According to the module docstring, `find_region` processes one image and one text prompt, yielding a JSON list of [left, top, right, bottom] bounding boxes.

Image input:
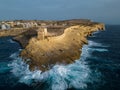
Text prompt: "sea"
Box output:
[[0, 25, 120, 90]]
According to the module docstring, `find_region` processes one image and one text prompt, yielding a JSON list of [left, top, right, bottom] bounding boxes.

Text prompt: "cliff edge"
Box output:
[[0, 19, 105, 71], [21, 23, 105, 71]]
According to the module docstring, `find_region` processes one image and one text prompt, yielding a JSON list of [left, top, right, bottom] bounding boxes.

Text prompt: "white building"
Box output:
[[1, 24, 7, 30], [6, 24, 11, 29], [0, 24, 11, 30]]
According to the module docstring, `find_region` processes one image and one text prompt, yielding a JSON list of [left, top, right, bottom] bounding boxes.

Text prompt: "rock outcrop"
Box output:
[[0, 27, 38, 48], [21, 23, 105, 71], [0, 19, 105, 71]]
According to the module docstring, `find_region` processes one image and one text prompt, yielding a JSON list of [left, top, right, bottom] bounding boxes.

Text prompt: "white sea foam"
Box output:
[[8, 40, 104, 90], [88, 41, 102, 46], [8, 39, 16, 43], [0, 62, 10, 74], [88, 40, 109, 47], [89, 31, 100, 38], [92, 31, 100, 35], [88, 40, 109, 52], [92, 48, 108, 52]]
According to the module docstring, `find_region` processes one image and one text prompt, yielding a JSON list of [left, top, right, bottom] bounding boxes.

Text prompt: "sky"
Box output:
[[0, 0, 120, 24]]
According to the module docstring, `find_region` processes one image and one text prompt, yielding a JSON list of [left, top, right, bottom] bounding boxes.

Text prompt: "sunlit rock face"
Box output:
[[0, 19, 105, 71], [20, 23, 105, 71]]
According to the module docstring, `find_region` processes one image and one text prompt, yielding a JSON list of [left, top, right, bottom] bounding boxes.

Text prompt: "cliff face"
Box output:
[[21, 23, 105, 71], [0, 27, 38, 48]]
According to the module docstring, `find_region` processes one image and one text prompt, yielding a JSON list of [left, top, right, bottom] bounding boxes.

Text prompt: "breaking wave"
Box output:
[[8, 40, 105, 90]]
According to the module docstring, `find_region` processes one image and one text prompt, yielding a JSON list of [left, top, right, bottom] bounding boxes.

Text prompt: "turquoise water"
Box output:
[[0, 25, 120, 90]]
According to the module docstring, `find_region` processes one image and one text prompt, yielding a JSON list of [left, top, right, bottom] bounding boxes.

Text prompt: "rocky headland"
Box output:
[[0, 19, 105, 71]]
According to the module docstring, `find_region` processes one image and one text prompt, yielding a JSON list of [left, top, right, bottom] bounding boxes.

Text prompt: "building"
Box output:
[[0, 23, 11, 30], [37, 27, 48, 40], [1, 24, 7, 30]]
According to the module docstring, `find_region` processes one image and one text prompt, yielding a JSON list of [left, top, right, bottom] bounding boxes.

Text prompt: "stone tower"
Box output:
[[37, 27, 47, 40]]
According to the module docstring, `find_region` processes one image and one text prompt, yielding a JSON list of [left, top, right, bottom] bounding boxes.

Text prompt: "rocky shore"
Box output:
[[0, 19, 105, 71]]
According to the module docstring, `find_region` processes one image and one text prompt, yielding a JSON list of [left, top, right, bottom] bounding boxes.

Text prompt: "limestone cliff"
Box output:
[[21, 23, 105, 71], [0, 27, 38, 48], [0, 19, 105, 71]]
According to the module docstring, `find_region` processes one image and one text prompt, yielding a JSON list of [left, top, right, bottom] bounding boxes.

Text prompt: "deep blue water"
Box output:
[[0, 25, 120, 90]]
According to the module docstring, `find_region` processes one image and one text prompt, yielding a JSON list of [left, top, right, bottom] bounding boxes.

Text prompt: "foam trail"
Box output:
[[89, 31, 100, 37], [8, 39, 16, 43], [92, 48, 108, 52], [88, 40, 109, 47], [92, 30, 100, 35], [88, 41, 102, 46], [8, 40, 103, 90], [0, 62, 10, 74], [88, 40, 109, 52]]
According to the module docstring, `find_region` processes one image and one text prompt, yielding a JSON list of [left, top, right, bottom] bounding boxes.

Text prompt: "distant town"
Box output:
[[0, 19, 93, 30], [0, 20, 41, 30]]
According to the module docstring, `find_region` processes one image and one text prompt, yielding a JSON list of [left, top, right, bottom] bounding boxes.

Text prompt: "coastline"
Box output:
[[0, 19, 105, 71]]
